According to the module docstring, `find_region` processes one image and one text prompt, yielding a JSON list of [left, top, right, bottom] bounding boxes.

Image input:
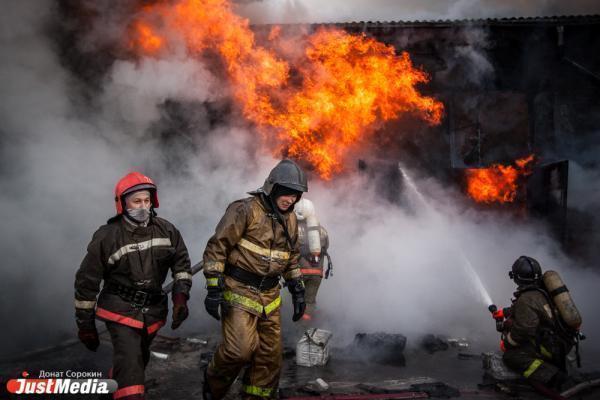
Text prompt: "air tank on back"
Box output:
[[543, 270, 582, 330]]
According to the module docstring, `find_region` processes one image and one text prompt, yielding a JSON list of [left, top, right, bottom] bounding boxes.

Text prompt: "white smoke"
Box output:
[[0, 0, 271, 356], [1, 1, 599, 366], [301, 169, 600, 350]]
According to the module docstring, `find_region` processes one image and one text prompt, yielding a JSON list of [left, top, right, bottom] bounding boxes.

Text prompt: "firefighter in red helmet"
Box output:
[[74, 172, 192, 400]]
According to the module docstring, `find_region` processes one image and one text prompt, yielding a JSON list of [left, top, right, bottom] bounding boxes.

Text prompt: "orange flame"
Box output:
[[465, 155, 535, 204], [128, 0, 444, 179], [130, 21, 164, 54]]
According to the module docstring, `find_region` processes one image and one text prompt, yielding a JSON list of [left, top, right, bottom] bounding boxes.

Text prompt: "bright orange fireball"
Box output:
[[128, 0, 444, 179], [466, 155, 535, 204]]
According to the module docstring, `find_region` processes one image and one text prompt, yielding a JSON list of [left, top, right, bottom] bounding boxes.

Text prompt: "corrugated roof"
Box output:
[[257, 15, 600, 28]]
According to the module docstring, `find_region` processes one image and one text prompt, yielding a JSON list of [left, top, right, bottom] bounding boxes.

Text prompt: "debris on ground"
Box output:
[[421, 334, 449, 354], [352, 333, 407, 365]]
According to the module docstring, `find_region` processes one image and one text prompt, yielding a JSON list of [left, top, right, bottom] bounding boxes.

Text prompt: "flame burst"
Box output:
[[465, 155, 535, 204], [129, 0, 444, 179]]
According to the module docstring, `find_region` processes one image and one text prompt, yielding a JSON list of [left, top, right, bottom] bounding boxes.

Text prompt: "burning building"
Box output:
[[54, 2, 600, 259], [258, 15, 598, 255]]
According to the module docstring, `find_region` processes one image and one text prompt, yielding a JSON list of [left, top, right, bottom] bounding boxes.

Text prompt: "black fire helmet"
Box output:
[[509, 255, 542, 285]]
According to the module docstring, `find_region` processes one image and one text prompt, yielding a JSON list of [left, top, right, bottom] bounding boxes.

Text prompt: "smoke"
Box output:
[[236, 0, 600, 24], [302, 169, 600, 350], [0, 0, 272, 356], [1, 0, 599, 367]]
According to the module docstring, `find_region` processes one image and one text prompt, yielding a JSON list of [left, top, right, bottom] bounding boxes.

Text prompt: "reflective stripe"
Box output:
[[264, 296, 282, 315], [206, 278, 220, 287], [523, 359, 544, 378], [96, 307, 144, 329], [300, 268, 323, 276], [506, 332, 519, 346], [147, 320, 165, 335], [75, 299, 96, 309], [174, 272, 192, 280], [242, 385, 274, 398], [540, 345, 553, 359], [238, 238, 290, 261], [204, 260, 225, 274], [107, 238, 171, 265], [113, 384, 144, 399], [223, 291, 281, 315]]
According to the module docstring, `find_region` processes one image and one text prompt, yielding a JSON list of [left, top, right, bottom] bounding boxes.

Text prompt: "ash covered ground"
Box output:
[[2, 316, 600, 399]]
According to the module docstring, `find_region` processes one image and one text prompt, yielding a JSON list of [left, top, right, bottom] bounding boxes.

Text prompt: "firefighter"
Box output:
[[294, 198, 331, 321], [74, 172, 192, 400], [202, 159, 307, 400], [501, 256, 575, 399]]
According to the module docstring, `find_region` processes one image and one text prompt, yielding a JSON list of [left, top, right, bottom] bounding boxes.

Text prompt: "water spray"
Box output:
[[398, 164, 494, 307]]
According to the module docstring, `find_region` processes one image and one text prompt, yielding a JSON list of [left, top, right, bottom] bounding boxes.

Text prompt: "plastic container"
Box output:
[[296, 328, 333, 367]]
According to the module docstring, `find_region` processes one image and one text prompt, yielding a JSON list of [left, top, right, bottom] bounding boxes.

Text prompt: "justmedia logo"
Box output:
[[6, 371, 118, 395]]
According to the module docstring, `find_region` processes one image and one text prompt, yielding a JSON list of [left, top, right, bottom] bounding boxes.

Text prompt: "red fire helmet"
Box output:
[[114, 172, 159, 214]]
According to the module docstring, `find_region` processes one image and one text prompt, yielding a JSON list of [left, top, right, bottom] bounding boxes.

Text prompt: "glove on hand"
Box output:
[[205, 275, 227, 321], [171, 292, 189, 329], [287, 278, 306, 322], [78, 327, 100, 352]]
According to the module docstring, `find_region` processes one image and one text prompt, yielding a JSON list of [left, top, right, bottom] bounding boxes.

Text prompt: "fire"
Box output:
[[130, 21, 164, 55], [128, 0, 444, 179], [465, 155, 535, 204]]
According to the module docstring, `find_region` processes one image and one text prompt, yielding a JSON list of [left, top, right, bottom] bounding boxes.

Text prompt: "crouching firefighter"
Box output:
[[496, 256, 584, 399], [74, 172, 192, 400], [294, 198, 332, 321], [202, 159, 307, 400]]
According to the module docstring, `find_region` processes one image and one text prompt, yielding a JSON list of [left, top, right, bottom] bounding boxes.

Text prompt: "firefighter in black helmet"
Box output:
[[202, 159, 307, 400], [501, 256, 573, 399]]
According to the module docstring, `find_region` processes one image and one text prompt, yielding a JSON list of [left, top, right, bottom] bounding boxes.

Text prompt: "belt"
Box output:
[[225, 264, 280, 291], [103, 282, 165, 307]]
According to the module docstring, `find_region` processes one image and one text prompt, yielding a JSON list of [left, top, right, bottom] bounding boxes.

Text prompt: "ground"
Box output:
[[2, 326, 599, 400]]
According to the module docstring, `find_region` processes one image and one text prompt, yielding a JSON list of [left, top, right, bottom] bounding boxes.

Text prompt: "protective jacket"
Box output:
[[503, 286, 573, 382], [203, 194, 301, 318], [75, 216, 192, 334]]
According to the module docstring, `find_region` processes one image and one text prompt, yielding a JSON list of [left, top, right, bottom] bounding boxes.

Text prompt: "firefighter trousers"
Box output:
[[206, 306, 282, 400], [303, 276, 322, 317], [503, 342, 562, 384], [106, 321, 156, 399]]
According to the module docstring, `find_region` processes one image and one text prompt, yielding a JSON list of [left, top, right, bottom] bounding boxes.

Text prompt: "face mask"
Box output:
[[126, 207, 151, 223]]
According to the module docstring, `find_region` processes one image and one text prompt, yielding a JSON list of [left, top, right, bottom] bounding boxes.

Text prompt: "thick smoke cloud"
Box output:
[[1, 0, 599, 365], [236, 0, 600, 24], [0, 0, 273, 356], [305, 170, 600, 349]]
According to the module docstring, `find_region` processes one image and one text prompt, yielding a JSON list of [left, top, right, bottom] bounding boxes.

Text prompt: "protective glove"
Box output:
[[205, 275, 226, 321], [171, 292, 189, 329], [76, 308, 99, 352], [287, 278, 306, 322], [78, 327, 100, 352]]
